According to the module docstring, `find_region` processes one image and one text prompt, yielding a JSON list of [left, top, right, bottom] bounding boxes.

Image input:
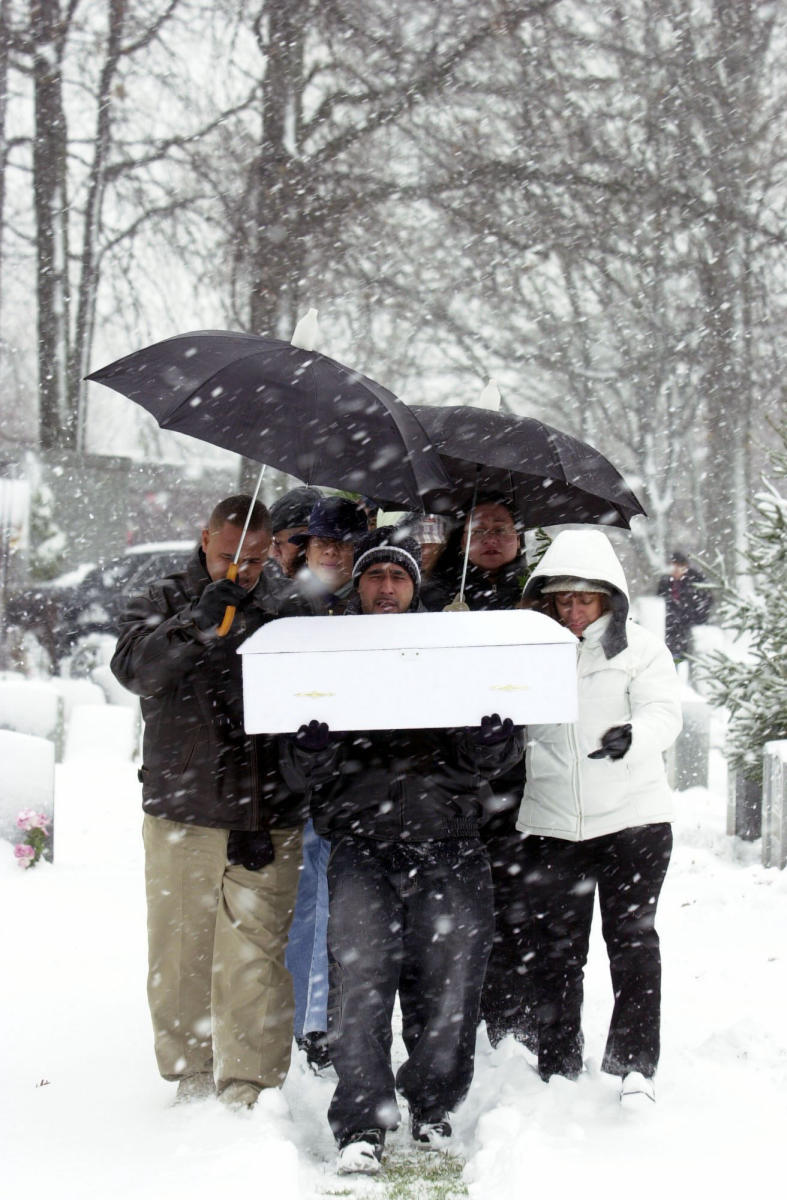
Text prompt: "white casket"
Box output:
[[239, 609, 577, 733]]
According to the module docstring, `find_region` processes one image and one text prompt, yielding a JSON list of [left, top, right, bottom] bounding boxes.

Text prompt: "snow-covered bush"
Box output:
[[694, 421, 787, 783]]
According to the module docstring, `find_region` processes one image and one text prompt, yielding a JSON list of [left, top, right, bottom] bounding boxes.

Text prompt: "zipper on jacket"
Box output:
[[397, 777, 407, 835], [567, 720, 583, 839], [249, 734, 261, 831]]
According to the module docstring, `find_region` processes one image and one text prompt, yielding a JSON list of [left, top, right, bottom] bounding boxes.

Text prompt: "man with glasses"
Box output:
[[430, 495, 536, 1051], [459, 497, 525, 607]]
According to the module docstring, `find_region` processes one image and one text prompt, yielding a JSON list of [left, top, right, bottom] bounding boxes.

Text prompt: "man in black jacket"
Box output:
[[425, 497, 535, 1050], [111, 495, 305, 1110], [657, 549, 713, 661], [289, 528, 523, 1175]]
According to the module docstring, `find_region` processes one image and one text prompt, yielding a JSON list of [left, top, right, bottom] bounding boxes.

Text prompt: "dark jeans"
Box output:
[[521, 822, 673, 1081], [326, 835, 494, 1144], [479, 827, 538, 1050]]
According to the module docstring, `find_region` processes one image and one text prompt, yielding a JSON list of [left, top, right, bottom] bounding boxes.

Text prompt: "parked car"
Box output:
[[5, 541, 195, 674]]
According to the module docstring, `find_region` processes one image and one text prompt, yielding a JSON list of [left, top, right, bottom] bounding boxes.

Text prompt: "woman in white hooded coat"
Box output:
[[517, 530, 681, 1101]]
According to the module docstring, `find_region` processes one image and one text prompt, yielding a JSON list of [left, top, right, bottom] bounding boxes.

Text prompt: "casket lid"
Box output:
[[239, 608, 575, 656]]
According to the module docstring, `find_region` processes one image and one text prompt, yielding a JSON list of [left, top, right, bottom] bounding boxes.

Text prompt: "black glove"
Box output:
[[294, 720, 331, 752], [227, 829, 275, 871], [474, 713, 515, 746], [193, 577, 252, 630], [588, 723, 632, 761]]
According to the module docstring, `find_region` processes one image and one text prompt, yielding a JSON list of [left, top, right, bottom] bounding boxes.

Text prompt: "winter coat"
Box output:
[[111, 547, 306, 830], [657, 567, 712, 658], [286, 723, 524, 843], [517, 530, 682, 843], [423, 552, 529, 613], [420, 547, 530, 836]]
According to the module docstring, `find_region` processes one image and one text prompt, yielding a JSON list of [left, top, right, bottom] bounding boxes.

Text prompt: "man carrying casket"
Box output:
[[283, 527, 523, 1175]]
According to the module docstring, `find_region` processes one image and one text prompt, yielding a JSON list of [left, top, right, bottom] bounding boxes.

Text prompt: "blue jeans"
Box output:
[[285, 819, 330, 1038]]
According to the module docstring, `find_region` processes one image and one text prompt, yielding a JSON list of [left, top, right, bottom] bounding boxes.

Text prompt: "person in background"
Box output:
[[280, 495, 368, 617], [656, 549, 713, 662], [263, 486, 323, 595], [279, 493, 370, 1072], [425, 496, 536, 1049], [285, 527, 523, 1175], [394, 513, 449, 610], [110, 495, 305, 1111], [518, 529, 682, 1103]]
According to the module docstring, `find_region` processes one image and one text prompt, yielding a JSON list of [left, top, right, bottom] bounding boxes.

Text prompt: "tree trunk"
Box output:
[[71, 0, 127, 453], [238, 0, 309, 491], [31, 0, 73, 450]]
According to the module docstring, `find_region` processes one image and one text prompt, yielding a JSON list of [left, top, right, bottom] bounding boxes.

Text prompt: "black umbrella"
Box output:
[[411, 405, 646, 529], [86, 330, 450, 510]]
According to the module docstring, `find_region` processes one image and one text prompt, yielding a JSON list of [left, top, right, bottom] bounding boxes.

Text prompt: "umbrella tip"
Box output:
[[476, 377, 501, 411], [291, 308, 321, 351]]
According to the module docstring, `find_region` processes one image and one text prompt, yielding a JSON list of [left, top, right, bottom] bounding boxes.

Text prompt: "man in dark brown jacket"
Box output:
[[111, 495, 304, 1110]]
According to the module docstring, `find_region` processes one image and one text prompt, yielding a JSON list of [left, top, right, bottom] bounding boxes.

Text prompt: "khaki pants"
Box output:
[[142, 815, 302, 1090]]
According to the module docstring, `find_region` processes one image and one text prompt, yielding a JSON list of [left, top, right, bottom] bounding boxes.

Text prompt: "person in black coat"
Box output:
[[656, 549, 713, 661], [111, 495, 306, 1111], [424, 497, 536, 1050], [285, 528, 523, 1175]]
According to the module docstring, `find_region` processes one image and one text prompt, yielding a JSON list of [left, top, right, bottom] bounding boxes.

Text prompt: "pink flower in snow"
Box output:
[[14, 844, 36, 868], [16, 809, 49, 833]]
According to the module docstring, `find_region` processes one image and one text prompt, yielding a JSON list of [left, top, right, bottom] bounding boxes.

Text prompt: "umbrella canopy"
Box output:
[[86, 330, 450, 510], [411, 406, 646, 529]]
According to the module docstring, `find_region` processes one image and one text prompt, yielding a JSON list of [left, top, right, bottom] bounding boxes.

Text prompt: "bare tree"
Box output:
[[399, 0, 786, 575]]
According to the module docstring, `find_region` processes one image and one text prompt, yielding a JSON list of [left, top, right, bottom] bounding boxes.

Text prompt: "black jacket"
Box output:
[[285, 723, 523, 843], [420, 550, 529, 836], [657, 567, 713, 658], [111, 548, 306, 830], [423, 553, 529, 613]]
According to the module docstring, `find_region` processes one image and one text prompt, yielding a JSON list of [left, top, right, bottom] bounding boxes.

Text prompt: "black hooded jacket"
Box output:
[[111, 547, 306, 830]]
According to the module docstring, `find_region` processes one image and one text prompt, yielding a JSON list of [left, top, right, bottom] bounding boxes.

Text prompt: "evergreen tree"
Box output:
[[696, 421, 787, 782], [28, 484, 67, 581]]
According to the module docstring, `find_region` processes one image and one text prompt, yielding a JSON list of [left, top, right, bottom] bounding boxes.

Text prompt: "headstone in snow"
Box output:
[[50, 678, 106, 720], [667, 686, 710, 791], [727, 771, 761, 841], [91, 664, 140, 711], [0, 679, 65, 760], [762, 741, 787, 870], [64, 704, 138, 762], [0, 729, 55, 852]]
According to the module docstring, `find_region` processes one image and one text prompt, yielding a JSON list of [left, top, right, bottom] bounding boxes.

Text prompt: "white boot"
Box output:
[[336, 1129, 384, 1175], [620, 1071, 656, 1105]]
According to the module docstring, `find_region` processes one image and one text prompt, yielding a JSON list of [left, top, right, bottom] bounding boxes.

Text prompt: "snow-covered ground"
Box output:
[[3, 735, 786, 1199]]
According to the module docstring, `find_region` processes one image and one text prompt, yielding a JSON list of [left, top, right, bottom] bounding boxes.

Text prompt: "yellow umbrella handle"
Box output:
[[216, 562, 239, 637]]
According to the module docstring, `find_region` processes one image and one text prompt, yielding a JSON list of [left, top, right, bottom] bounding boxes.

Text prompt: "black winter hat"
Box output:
[[269, 486, 323, 533], [289, 495, 369, 545], [352, 527, 422, 593]]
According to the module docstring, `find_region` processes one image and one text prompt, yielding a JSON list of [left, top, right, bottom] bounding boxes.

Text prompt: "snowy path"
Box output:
[[3, 753, 786, 1199]]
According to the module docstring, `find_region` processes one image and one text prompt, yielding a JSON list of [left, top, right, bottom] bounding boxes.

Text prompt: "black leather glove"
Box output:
[[193, 577, 252, 630], [474, 713, 515, 746], [294, 720, 331, 752], [588, 723, 632, 761], [227, 829, 275, 871]]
